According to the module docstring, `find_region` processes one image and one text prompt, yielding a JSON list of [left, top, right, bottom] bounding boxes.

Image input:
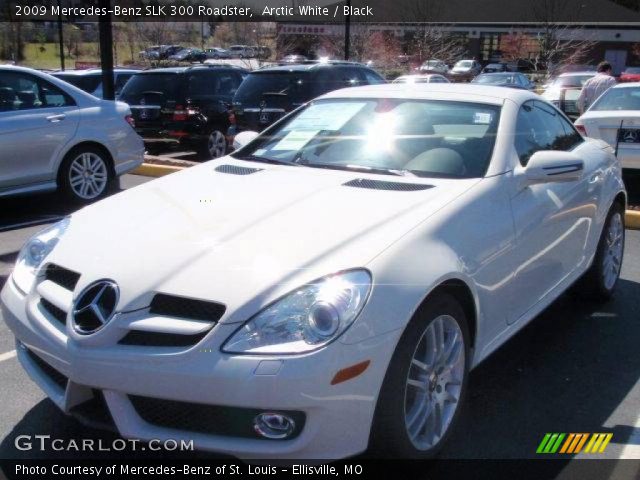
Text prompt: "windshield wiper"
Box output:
[[232, 154, 300, 167], [262, 91, 288, 97], [303, 163, 413, 177]]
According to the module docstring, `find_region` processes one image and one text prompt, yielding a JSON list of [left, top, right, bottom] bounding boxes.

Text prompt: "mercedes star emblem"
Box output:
[[71, 280, 119, 335]]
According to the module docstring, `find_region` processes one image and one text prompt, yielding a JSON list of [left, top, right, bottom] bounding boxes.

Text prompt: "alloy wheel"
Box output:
[[602, 212, 624, 290], [68, 152, 108, 200], [404, 314, 465, 451], [208, 131, 226, 158]]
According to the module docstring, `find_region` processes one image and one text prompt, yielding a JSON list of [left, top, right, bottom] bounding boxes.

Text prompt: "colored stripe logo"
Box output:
[[537, 433, 613, 454]]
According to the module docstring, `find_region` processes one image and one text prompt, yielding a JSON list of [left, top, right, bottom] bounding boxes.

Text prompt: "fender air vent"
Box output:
[[215, 164, 262, 175], [343, 178, 433, 191]]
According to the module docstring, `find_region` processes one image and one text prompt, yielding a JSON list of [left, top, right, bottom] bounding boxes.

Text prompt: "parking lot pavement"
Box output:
[[0, 175, 639, 463]]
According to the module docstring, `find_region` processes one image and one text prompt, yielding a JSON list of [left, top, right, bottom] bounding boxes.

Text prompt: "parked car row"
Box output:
[[139, 45, 272, 62], [417, 58, 537, 81], [2, 56, 639, 206]]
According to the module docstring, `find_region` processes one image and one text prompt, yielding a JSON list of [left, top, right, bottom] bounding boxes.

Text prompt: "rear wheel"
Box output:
[[198, 130, 227, 160], [59, 146, 113, 203], [579, 203, 625, 301], [370, 293, 469, 458]]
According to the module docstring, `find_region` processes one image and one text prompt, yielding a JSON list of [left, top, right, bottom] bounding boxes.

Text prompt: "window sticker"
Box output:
[[283, 102, 367, 131], [474, 112, 493, 124], [271, 130, 320, 151]]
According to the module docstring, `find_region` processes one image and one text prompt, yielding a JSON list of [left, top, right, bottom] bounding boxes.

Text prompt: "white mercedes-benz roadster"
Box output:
[[1, 84, 626, 459]]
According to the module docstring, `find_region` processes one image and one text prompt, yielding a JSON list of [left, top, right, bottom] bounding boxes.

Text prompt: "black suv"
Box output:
[[119, 65, 248, 158], [230, 61, 385, 135]]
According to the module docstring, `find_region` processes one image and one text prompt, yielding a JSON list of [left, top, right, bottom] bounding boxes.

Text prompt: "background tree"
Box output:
[[531, 0, 596, 74]]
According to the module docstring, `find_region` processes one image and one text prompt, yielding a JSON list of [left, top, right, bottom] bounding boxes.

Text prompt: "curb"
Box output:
[[627, 210, 640, 230], [129, 161, 640, 230], [131, 163, 185, 177]]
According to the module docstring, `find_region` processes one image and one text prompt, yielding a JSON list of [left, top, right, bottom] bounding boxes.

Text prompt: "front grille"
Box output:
[[70, 390, 116, 432], [26, 349, 68, 390], [129, 395, 305, 440], [40, 298, 67, 325], [118, 330, 209, 347], [44, 264, 80, 291], [149, 294, 226, 322], [343, 178, 433, 191], [215, 164, 262, 175]]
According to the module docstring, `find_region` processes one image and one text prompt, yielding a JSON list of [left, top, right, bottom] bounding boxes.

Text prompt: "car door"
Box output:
[[507, 100, 595, 323], [0, 71, 80, 191]]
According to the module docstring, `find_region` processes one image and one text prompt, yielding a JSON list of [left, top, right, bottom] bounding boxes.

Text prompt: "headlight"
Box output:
[[12, 218, 70, 294], [222, 269, 371, 355]]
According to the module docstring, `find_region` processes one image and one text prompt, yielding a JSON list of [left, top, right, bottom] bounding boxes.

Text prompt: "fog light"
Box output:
[[253, 412, 296, 439]]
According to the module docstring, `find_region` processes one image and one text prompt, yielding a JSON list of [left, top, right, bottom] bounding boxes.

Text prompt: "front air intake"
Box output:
[[343, 179, 433, 191], [215, 164, 262, 175], [149, 293, 226, 322]]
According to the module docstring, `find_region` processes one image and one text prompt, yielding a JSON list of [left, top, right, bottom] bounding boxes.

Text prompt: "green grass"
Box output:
[[15, 43, 139, 70]]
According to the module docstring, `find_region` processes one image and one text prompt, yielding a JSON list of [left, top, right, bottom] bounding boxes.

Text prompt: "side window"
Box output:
[[515, 100, 583, 165], [0, 72, 74, 111], [340, 67, 365, 87], [0, 71, 41, 111], [313, 70, 343, 95], [115, 74, 133, 95], [362, 69, 385, 85], [40, 79, 75, 107]]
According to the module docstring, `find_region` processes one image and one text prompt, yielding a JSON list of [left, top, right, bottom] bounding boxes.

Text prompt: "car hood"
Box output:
[[49, 159, 479, 323]]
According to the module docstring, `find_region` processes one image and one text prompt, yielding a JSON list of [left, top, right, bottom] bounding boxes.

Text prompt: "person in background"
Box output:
[[577, 61, 617, 113]]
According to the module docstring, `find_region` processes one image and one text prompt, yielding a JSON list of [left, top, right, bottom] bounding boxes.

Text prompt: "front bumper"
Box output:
[[1, 277, 399, 459]]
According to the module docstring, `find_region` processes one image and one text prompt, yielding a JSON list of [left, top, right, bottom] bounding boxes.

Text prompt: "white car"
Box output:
[[393, 74, 449, 84], [575, 82, 640, 170], [0, 66, 144, 202], [417, 60, 449, 75], [1, 84, 626, 459]]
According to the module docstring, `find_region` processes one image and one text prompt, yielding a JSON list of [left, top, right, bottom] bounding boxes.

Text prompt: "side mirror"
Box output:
[[519, 150, 584, 185], [233, 130, 259, 150]]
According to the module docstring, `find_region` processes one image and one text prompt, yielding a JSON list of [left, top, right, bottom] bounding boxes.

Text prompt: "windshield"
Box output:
[[423, 61, 440, 66], [590, 87, 640, 111], [118, 73, 180, 106], [624, 67, 640, 74], [455, 61, 472, 68], [233, 72, 311, 106], [473, 74, 515, 85], [233, 98, 501, 178]]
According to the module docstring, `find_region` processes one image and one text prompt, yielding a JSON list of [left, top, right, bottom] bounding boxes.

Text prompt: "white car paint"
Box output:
[[575, 82, 640, 169], [0, 84, 626, 459], [0, 65, 144, 197]]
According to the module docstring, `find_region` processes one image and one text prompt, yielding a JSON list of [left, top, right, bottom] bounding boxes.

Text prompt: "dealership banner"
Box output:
[[3, 459, 640, 480], [2, 0, 640, 23]]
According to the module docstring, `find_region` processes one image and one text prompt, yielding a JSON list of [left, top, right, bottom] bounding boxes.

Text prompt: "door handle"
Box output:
[[46, 114, 65, 123]]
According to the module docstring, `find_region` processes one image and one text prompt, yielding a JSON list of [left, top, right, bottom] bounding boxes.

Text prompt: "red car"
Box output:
[[620, 67, 640, 82]]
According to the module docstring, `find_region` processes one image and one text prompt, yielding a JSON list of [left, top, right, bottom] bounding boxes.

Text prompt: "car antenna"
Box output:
[[614, 119, 624, 158]]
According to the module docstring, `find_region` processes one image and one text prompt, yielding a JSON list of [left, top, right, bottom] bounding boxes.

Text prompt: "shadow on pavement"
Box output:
[[442, 277, 640, 462]]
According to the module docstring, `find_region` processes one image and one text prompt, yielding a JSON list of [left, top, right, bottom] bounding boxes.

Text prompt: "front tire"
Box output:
[[370, 293, 470, 458], [580, 203, 625, 301], [59, 146, 113, 204]]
